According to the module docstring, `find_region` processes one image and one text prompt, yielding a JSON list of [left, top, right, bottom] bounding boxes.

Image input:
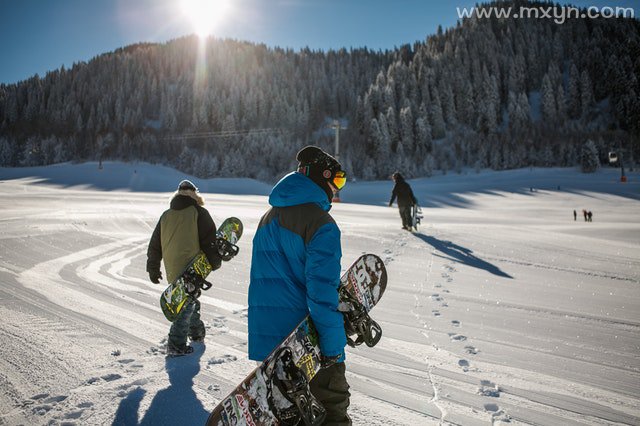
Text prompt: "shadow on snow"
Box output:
[[112, 344, 209, 426], [412, 233, 513, 279]]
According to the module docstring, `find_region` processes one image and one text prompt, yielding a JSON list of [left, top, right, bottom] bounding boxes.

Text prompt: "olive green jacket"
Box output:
[[146, 194, 221, 283]]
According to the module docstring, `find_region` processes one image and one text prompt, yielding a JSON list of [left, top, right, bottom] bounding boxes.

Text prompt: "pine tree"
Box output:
[[414, 116, 432, 159], [369, 117, 391, 175], [556, 83, 567, 124], [423, 153, 435, 177], [0, 137, 13, 166], [440, 81, 456, 127], [378, 113, 392, 152], [457, 79, 475, 126], [517, 93, 531, 129], [580, 139, 600, 173], [580, 70, 594, 118], [399, 105, 414, 153], [429, 87, 446, 139], [547, 61, 562, 90], [476, 67, 498, 134], [385, 107, 399, 147], [567, 63, 581, 119], [508, 54, 526, 94], [541, 74, 557, 124], [508, 91, 530, 133]]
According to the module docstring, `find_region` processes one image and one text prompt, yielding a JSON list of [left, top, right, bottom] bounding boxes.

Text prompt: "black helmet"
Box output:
[[296, 146, 345, 201]]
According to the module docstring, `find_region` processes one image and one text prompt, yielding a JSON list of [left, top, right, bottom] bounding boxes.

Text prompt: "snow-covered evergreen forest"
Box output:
[[0, 1, 638, 180]]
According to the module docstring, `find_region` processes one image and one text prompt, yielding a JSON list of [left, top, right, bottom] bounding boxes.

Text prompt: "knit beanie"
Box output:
[[178, 179, 198, 192], [296, 146, 342, 201], [175, 179, 204, 206]]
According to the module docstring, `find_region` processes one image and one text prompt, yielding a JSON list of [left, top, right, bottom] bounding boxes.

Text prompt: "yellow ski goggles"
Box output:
[[332, 171, 347, 190]]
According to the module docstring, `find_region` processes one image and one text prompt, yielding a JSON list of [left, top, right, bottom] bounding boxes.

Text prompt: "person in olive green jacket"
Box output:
[[146, 179, 222, 356]]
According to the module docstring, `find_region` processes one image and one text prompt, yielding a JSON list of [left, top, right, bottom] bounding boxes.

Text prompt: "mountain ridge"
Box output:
[[1, 0, 637, 180]]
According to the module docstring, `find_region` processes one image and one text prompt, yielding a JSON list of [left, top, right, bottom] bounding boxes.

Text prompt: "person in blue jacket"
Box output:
[[249, 145, 350, 425]]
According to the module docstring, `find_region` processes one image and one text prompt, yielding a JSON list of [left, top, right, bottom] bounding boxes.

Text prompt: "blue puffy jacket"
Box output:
[[248, 172, 346, 362]]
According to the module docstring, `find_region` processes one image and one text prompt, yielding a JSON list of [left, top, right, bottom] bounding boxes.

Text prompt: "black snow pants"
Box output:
[[399, 205, 412, 229], [309, 362, 351, 425]]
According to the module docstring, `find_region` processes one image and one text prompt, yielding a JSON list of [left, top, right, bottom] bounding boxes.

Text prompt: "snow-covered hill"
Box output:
[[0, 161, 274, 195], [0, 163, 638, 425]]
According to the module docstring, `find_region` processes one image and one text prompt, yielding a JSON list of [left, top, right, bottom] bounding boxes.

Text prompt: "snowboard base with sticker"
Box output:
[[206, 253, 387, 426]]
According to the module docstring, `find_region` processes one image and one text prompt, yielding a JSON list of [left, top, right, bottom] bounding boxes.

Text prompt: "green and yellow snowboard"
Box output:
[[160, 217, 243, 322]]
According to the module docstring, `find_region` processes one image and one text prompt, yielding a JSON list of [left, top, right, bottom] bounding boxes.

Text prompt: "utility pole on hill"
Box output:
[[330, 120, 342, 162], [330, 120, 346, 202]]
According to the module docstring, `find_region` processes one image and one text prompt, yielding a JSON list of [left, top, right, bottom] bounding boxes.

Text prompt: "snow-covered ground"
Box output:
[[0, 162, 638, 426]]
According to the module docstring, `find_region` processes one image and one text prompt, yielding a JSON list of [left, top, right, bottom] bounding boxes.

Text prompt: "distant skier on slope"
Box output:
[[388, 171, 418, 230], [146, 180, 222, 356]]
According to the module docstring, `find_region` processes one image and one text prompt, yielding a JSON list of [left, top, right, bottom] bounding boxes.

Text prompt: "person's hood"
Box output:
[[269, 172, 331, 211], [170, 193, 199, 210]]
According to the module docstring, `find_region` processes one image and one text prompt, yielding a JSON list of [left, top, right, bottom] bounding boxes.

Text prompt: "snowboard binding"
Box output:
[[339, 289, 382, 348], [215, 237, 239, 262], [264, 347, 326, 426], [182, 269, 212, 297]]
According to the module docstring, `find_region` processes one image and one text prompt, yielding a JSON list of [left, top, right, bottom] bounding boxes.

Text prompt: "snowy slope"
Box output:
[[0, 161, 274, 195], [0, 163, 639, 425]]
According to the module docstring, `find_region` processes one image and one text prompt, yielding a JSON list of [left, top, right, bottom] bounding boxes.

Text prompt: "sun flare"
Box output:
[[180, 0, 230, 38]]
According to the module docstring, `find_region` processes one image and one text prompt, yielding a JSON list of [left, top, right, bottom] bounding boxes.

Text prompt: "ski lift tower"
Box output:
[[609, 145, 627, 183], [330, 120, 346, 201]]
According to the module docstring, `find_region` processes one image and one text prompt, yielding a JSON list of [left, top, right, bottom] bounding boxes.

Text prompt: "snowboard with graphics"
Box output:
[[206, 253, 387, 426], [160, 217, 243, 322], [411, 204, 423, 231]]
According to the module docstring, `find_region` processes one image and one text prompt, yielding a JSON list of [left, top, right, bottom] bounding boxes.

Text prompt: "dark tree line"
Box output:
[[0, 38, 393, 180], [348, 1, 639, 178], [1, 1, 638, 181]]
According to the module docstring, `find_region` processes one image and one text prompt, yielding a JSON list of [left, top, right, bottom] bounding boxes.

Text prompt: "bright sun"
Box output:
[[180, 0, 230, 37]]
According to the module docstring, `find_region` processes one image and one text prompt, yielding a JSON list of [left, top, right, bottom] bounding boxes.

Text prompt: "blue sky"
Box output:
[[1, 0, 638, 84]]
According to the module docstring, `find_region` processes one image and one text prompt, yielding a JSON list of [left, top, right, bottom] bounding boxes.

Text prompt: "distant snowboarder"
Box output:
[[583, 209, 588, 222], [389, 172, 418, 230], [146, 180, 223, 356], [587, 211, 593, 222], [573, 210, 577, 221]]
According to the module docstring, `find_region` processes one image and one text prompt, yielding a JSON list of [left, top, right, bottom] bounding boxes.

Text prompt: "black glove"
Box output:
[[149, 270, 162, 284], [320, 354, 341, 369]]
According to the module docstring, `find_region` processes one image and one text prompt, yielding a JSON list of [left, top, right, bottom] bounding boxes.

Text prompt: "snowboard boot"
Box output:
[[166, 343, 194, 357], [189, 322, 206, 343], [190, 334, 205, 343]]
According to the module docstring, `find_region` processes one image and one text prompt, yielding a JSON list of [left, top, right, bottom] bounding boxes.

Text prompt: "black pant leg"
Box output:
[[399, 205, 412, 228], [309, 363, 351, 426]]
